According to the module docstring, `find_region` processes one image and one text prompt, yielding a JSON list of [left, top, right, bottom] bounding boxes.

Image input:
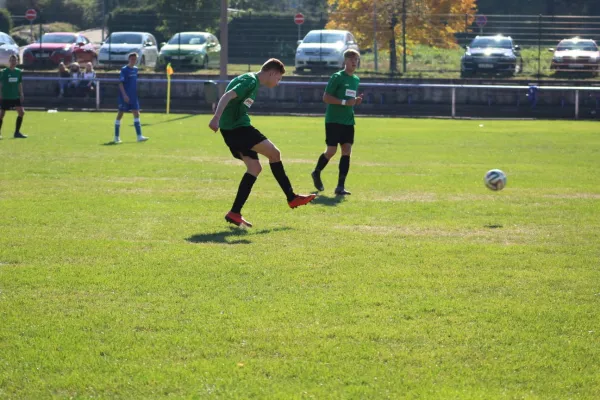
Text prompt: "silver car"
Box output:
[[98, 32, 159, 67], [295, 30, 359, 72], [0, 32, 20, 66]]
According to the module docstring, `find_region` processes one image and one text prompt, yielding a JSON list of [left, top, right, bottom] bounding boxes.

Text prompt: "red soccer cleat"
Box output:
[[288, 193, 316, 209], [225, 211, 253, 228]]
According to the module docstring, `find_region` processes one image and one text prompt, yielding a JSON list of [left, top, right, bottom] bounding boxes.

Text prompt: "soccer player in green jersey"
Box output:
[[208, 58, 316, 228], [0, 55, 27, 139], [311, 49, 362, 195]]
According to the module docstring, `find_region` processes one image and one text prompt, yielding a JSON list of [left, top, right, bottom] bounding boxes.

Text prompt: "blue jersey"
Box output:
[[119, 65, 138, 101], [118, 65, 140, 111]]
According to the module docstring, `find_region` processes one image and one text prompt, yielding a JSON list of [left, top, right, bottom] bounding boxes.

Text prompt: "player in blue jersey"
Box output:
[[114, 52, 148, 143]]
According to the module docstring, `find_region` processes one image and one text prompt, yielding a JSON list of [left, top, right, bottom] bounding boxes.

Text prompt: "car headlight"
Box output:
[[590, 56, 598, 62], [553, 56, 563, 62], [99, 48, 108, 54], [296, 49, 303, 56]]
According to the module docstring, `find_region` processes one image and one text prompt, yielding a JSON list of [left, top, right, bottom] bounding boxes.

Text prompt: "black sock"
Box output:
[[270, 161, 295, 202], [338, 155, 350, 188], [15, 116, 23, 134], [231, 173, 257, 214], [0, 119, 3, 133], [315, 153, 330, 172]]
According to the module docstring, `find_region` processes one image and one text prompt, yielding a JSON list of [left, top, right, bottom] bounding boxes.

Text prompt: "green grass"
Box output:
[[1, 113, 599, 398]]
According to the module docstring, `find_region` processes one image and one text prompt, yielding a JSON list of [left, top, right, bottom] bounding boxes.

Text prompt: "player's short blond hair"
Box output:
[[261, 58, 286, 74], [344, 49, 360, 59], [128, 52, 138, 59]]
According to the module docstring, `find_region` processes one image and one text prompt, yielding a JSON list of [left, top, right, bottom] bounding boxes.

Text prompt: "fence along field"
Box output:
[[8, 10, 600, 79]]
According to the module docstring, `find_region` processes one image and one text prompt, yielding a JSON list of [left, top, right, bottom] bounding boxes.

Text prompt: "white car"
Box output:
[[295, 30, 359, 72], [0, 32, 20, 66], [98, 32, 159, 67]]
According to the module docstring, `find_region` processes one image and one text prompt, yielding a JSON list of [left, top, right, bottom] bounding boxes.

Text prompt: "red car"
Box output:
[[23, 32, 97, 68]]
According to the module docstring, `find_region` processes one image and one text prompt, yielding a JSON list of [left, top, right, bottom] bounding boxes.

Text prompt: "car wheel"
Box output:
[[202, 55, 208, 69], [139, 56, 146, 67], [295, 67, 305, 74], [92, 57, 98, 67]]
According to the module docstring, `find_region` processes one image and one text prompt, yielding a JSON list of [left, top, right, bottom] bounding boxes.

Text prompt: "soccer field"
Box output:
[[1, 112, 599, 398]]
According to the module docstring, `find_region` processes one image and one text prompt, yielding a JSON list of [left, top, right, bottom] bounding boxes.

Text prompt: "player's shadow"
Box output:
[[484, 224, 503, 229], [186, 226, 292, 245], [311, 193, 347, 207]]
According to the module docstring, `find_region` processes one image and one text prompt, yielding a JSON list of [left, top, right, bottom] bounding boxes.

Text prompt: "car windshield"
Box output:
[[470, 38, 513, 49], [303, 32, 345, 44], [107, 33, 143, 45], [39, 34, 75, 44], [557, 41, 598, 51], [168, 33, 207, 45]]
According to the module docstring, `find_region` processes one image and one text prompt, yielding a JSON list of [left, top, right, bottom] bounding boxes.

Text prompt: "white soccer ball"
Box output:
[[484, 169, 507, 191]]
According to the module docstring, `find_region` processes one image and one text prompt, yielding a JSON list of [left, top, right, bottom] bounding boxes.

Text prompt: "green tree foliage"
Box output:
[[0, 8, 14, 33]]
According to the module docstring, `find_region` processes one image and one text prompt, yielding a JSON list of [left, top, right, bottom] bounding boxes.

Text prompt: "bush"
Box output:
[[0, 8, 13, 33]]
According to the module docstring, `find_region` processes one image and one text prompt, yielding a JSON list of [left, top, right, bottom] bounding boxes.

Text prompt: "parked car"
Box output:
[[295, 30, 359, 72], [157, 32, 220, 69], [549, 38, 600, 74], [460, 35, 522, 77], [22, 32, 97, 68], [0, 32, 20, 66], [98, 32, 158, 67]]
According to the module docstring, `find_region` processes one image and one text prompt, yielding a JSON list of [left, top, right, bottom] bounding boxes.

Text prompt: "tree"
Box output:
[[326, 0, 477, 72]]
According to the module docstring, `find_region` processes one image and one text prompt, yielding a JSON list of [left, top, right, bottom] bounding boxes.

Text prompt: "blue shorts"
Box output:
[[118, 98, 140, 112]]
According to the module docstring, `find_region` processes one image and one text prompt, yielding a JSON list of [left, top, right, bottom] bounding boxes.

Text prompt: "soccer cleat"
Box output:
[[311, 171, 324, 191], [137, 136, 149, 142], [288, 193, 316, 209], [334, 187, 351, 195], [225, 211, 253, 228], [114, 137, 122, 144], [14, 132, 27, 139]]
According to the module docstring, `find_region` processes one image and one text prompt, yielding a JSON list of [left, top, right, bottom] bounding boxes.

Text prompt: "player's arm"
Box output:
[[118, 70, 129, 103], [322, 76, 360, 106], [208, 90, 238, 132]]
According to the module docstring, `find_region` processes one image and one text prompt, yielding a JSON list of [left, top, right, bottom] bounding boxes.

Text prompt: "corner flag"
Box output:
[[166, 63, 174, 114]]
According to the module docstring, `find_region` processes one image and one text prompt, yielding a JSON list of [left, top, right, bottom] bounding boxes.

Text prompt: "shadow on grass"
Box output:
[[186, 226, 292, 245], [484, 224, 503, 229], [311, 193, 347, 207]]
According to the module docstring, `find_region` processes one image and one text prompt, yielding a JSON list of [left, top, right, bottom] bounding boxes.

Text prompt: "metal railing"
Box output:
[[22, 76, 600, 119]]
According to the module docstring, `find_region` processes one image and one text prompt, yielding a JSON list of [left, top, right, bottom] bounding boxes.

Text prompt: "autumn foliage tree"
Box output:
[[326, 0, 477, 72]]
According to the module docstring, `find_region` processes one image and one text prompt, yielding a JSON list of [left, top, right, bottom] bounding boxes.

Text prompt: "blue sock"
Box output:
[[134, 118, 142, 137], [114, 120, 120, 138]]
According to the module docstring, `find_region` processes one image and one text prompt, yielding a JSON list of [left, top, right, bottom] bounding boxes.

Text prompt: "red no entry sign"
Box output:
[[294, 13, 305, 25], [25, 9, 37, 21]]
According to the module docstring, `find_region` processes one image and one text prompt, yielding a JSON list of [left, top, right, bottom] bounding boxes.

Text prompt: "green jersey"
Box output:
[[324, 70, 360, 125], [0, 68, 23, 100], [219, 72, 260, 130]]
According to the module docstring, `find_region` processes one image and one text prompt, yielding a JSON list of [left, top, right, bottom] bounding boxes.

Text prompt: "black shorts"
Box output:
[[325, 123, 355, 146], [1, 99, 22, 110], [220, 125, 268, 160]]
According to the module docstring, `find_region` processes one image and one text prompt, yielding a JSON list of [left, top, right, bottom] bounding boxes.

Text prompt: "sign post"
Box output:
[[294, 13, 305, 41], [476, 15, 487, 34], [25, 9, 37, 43]]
